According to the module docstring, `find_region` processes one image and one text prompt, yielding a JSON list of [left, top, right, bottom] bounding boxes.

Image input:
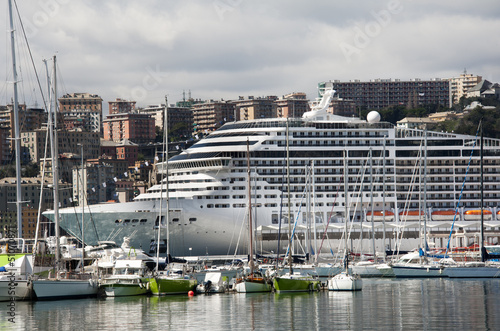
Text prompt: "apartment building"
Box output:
[[191, 100, 235, 134], [103, 113, 155, 144], [319, 78, 451, 109], [448, 73, 482, 104], [275, 92, 310, 118], [108, 98, 136, 114], [234, 96, 278, 121]]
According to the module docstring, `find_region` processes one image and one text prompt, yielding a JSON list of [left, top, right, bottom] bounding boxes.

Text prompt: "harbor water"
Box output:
[[2, 278, 500, 330]]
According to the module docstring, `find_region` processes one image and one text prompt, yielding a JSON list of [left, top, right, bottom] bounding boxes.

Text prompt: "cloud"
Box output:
[[1, 0, 499, 109]]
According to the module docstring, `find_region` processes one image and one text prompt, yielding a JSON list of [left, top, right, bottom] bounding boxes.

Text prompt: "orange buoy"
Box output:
[[188, 291, 194, 297]]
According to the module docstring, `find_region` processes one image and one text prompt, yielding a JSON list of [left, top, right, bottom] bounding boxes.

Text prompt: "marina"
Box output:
[[3, 278, 500, 330], [2, 2, 500, 329]]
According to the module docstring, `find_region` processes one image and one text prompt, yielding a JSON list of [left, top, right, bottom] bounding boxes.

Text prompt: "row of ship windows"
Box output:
[[269, 140, 390, 147], [276, 131, 387, 138], [114, 217, 198, 225]]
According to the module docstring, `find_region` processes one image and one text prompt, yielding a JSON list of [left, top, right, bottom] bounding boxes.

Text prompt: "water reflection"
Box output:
[[5, 279, 500, 330]]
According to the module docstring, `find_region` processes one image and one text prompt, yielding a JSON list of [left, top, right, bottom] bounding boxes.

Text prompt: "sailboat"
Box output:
[[390, 131, 447, 278], [351, 149, 393, 278], [327, 150, 362, 291], [0, 0, 35, 301], [0, 239, 34, 301], [444, 121, 500, 278], [148, 98, 197, 295], [235, 139, 272, 293], [272, 119, 321, 293], [100, 259, 150, 297], [32, 56, 98, 300]]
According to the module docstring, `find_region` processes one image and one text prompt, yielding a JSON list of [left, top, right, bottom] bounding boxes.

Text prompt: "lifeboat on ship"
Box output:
[[365, 210, 394, 222], [399, 210, 425, 221], [463, 209, 492, 221], [431, 210, 460, 221], [497, 210, 500, 221]]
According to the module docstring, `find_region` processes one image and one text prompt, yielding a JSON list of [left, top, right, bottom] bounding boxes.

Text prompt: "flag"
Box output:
[[135, 167, 139, 172], [145, 161, 149, 166], [69, 198, 72, 203], [155, 156, 159, 161], [113, 177, 117, 182], [124, 172, 128, 177], [176, 145, 179, 150], [103, 182, 106, 188], [92, 187, 96, 192]]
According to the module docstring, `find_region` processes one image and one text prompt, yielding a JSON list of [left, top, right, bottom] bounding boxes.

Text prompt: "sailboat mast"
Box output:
[[343, 149, 349, 272], [155, 96, 169, 272], [286, 119, 292, 274], [246, 139, 254, 273], [312, 161, 317, 263], [423, 129, 428, 259], [79, 144, 85, 273], [48, 56, 61, 274], [480, 121, 485, 262], [165, 96, 170, 261], [305, 163, 310, 262], [8, 0, 22, 239], [382, 135, 386, 261], [369, 149, 376, 259]]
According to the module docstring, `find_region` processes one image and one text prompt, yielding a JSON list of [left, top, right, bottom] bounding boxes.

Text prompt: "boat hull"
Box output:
[[0, 279, 32, 301], [327, 272, 362, 291], [102, 278, 150, 297], [149, 277, 197, 295], [351, 263, 394, 278], [391, 265, 446, 278], [33, 279, 99, 300], [235, 280, 271, 293], [444, 265, 500, 278], [272, 276, 320, 293]]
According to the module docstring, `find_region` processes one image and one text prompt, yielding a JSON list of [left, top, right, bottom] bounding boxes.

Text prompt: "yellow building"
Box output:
[[448, 73, 482, 104]]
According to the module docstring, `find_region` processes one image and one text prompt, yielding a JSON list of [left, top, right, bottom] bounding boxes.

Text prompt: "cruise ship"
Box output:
[[44, 90, 500, 257]]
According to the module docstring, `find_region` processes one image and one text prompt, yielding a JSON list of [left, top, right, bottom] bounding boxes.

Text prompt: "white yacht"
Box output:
[[43, 90, 500, 257]]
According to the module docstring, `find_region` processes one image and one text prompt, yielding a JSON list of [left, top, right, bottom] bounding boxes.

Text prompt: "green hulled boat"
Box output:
[[149, 272, 197, 295], [272, 273, 321, 293]]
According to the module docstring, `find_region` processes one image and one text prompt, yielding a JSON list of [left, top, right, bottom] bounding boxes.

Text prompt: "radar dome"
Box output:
[[367, 111, 381, 123]]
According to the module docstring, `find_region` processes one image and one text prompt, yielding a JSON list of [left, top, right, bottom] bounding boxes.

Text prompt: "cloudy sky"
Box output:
[[1, 0, 500, 114]]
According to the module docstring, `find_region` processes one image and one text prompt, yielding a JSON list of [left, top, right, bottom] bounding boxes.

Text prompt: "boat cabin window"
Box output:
[[189, 218, 197, 222]]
